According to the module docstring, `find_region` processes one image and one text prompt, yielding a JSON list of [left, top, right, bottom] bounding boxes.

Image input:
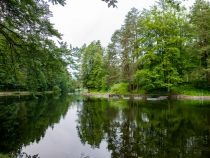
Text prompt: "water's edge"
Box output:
[[0, 91, 53, 97], [83, 93, 210, 100]]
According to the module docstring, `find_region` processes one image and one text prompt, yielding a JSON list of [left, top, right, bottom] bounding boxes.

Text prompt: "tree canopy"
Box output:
[[78, 0, 210, 94], [1, 0, 210, 95], [0, 0, 72, 92]]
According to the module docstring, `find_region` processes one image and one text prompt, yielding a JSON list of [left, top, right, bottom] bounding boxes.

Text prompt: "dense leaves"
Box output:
[[190, 0, 210, 87], [0, 0, 74, 92], [0, 0, 119, 93], [1, 0, 210, 93], [78, 0, 210, 93], [81, 41, 105, 90]]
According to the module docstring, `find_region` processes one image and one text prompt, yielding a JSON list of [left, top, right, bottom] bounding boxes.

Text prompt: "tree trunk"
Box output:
[[136, 83, 139, 93]]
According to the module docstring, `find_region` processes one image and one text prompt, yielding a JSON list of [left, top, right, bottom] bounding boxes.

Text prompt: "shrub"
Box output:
[[110, 83, 129, 94], [172, 84, 210, 96]]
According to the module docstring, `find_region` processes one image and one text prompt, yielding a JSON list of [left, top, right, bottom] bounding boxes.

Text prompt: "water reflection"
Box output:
[[0, 95, 73, 157], [77, 98, 210, 158], [77, 98, 119, 148], [0, 96, 210, 158]]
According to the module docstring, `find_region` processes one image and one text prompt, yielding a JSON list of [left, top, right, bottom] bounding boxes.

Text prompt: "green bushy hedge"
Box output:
[[110, 83, 129, 94]]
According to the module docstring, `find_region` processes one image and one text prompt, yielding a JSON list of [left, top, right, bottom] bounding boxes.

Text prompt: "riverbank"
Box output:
[[83, 93, 210, 100], [0, 91, 53, 97]]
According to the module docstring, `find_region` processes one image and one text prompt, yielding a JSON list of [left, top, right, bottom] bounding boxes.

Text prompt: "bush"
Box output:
[[172, 84, 210, 96], [110, 83, 129, 94]]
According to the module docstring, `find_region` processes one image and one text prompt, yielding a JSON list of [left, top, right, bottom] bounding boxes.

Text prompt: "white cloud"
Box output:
[[50, 0, 194, 47]]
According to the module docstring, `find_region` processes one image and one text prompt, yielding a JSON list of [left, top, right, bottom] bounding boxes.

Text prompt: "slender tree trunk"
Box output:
[[129, 81, 132, 93], [203, 39, 210, 86], [136, 83, 139, 94]]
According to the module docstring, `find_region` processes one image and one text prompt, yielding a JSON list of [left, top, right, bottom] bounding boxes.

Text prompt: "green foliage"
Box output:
[[0, 0, 75, 93], [110, 83, 129, 94], [52, 85, 61, 94], [134, 1, 188, 92], [190, 0, 210, 86], [76, 0, 210, 95], [81, 41, 105, 90], [172, 84, 210, 96], [135, 69, 157, 91]]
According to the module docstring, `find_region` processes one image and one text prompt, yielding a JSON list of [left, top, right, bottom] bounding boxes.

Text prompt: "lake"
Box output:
[[0, 95, 210, 158]]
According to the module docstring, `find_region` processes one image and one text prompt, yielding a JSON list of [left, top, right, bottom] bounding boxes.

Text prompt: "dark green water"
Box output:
[[0, 96, 210, 158]]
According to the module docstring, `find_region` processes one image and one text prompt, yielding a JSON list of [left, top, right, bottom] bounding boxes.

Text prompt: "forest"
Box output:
[[76, 0, 210, 95], [0, 0, 75, 93], [0, 1, 210, 157], [0, 0, 210, 95]]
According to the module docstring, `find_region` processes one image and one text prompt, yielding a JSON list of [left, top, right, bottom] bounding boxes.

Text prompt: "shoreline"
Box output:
[[0, 91, 53, 97], [1, 91, 210, 100], [83, 93, 210, 100]]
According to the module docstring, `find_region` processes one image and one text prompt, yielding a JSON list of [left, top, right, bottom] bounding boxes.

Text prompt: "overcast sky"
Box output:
[[50, 0, 194, 47]]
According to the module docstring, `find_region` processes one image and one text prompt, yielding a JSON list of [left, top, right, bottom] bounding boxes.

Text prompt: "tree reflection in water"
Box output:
[[77, 98, 210, 158], [0, 96, 210, 158], [0, 95, 73, 157]]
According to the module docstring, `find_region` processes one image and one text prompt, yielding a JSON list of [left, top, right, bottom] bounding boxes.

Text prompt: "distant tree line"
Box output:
[[77, 0, 210, 94], [1, 0, 210, 94]]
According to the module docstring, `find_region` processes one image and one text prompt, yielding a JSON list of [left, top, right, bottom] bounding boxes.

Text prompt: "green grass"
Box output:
[[86, 84, 210, 97], [130, 89, 145, 95], [172, 85, 210, 96], [88, 88, 145, 95], [88, 90, 108, 94]]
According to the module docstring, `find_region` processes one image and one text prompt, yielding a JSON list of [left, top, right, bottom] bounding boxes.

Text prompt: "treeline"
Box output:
[[77, 0, 210, 94], [0, 0, 76, 93]]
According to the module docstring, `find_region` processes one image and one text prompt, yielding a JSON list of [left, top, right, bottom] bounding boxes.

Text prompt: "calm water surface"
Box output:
[[0, 95, 210, 158]]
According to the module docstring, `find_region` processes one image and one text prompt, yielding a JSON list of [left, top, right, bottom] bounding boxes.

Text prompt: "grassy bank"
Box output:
[[86, 83, 210, 97], [172, 85, 210, 96], [0, 91, 53, 97], [83, 84, 210, 100]]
